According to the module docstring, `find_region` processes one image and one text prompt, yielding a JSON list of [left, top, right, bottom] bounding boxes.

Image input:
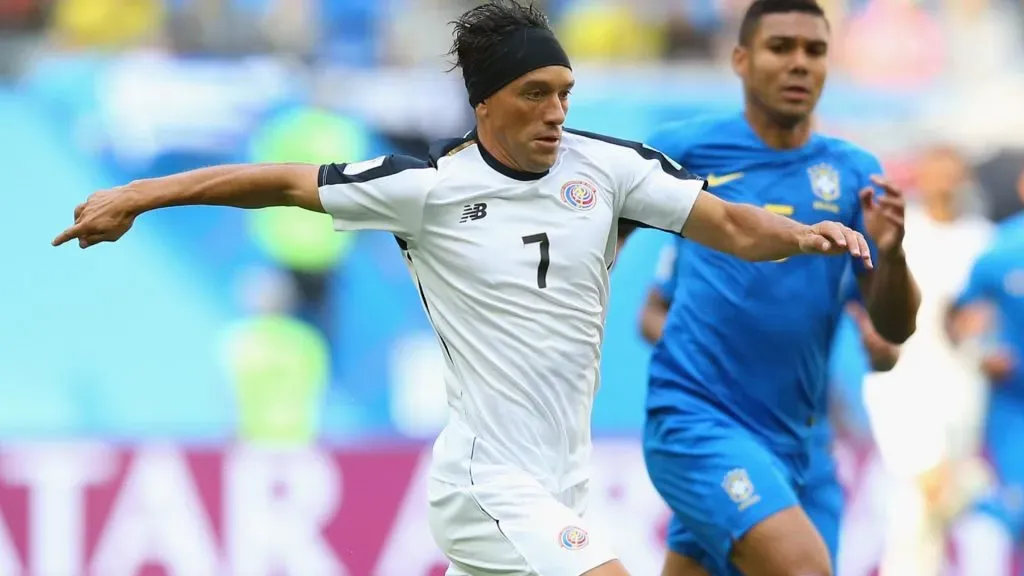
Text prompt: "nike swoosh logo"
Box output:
[[706, 172, 744, 187]]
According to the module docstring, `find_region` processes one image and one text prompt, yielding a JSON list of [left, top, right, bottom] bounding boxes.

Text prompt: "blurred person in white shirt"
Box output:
[[863, 144, 995, 576]]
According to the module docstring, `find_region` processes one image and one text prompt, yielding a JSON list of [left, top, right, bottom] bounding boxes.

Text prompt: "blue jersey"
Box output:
[[959, 215, 1024, 537], [653, 239, 865, 444], [956, 216, 1024, 395], [646, 113, 881, 453]]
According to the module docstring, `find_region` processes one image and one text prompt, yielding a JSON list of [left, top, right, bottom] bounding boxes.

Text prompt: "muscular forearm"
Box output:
[[865, 250, 921, 344], [725, 203, 807, 262], [127, 164, 319, 214]]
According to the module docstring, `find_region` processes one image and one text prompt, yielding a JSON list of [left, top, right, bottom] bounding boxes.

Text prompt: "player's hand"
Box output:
[[981, 349, 1017, 383], [860, 176, 906, 257], [52, 186, 141, 249], [799, 221, 873, 269]]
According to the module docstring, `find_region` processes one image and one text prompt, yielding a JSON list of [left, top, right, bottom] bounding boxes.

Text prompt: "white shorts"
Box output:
[[427, 470, 616, 575]]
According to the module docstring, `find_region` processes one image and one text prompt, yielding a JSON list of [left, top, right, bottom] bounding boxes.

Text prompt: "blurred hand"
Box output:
[[847, 302, 900, 371], [799, 221, 873, 269], [949, 302, 996, 342], [981, 349, 1017, 383], [860, 175, 906, 256], [919, 460, 951, 510], [52, 186, 141, 249]]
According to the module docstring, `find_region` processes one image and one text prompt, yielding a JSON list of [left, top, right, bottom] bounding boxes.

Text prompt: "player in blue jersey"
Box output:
[[640, 243, 901, 576], [633, 0, 921, 574], [948, 199, 1024, 576]]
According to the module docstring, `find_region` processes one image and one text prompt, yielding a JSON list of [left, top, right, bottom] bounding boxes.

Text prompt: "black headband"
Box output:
[[464, 27, 572, 108]]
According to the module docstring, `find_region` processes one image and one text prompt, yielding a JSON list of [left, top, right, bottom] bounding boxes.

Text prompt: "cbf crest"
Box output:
[[807, 163, 841, 213], [722, 468, 761, 511]]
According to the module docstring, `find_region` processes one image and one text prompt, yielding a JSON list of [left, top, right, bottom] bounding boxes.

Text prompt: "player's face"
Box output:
[[735, 13, 829, 125], [478, 66, 573, 172], [916, 148, 968, 204]]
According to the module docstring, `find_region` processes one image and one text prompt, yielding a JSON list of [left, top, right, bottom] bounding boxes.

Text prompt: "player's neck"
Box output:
[[476, 125, 534, 175], [744, 108, 811, 150]]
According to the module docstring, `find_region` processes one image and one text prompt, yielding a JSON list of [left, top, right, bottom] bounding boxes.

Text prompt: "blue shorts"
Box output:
[[644, 408, 843, 575], [974, 397, 1024, 539]]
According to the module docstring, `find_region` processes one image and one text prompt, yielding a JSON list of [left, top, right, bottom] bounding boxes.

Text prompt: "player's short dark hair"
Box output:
[[738, 0, 827, 46], [447, 0, 552, 74]]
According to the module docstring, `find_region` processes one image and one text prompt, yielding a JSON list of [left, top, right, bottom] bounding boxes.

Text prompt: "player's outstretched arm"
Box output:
[[681, 191, 873, 266], [53, 164, 321, 248]]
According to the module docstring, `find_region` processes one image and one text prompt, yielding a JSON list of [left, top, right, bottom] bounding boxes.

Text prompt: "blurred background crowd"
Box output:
[[2, 0, 1024, 574]]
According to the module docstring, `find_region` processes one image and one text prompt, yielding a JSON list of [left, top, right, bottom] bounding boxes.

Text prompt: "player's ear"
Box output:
[[731, 45, 748, 79]]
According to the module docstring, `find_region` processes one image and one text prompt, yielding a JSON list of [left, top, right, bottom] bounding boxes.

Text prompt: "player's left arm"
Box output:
[[618, 147, 872, 264], [841, 271, 901, 371], [847, 302, 901, 371], [946, 251, 1016, 381], [638, 240, 679, 344], [853, 161, 922, 344]]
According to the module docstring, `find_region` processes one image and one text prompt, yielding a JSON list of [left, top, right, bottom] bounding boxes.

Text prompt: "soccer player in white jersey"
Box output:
[[54, 2, 875, 574]]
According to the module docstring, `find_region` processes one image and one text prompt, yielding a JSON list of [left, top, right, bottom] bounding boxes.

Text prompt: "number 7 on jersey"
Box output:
[[522, 233, 550, 289]]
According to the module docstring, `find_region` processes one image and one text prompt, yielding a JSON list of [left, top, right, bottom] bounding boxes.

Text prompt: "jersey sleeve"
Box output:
[[318, 155, 435, 239], [653, 238, 680, 302], [955, 251, 998, 308], [617, 145, 708, 234], [850, 152, 885, 276]]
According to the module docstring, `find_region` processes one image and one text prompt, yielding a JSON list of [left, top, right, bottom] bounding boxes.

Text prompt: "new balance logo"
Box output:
[[460, 203, 488, 222]]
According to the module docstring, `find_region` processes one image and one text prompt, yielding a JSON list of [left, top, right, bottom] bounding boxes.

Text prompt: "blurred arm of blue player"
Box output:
[[855, 175, 922, 344], [947, 252, 1018, 382], [638, 240, 679, 344]]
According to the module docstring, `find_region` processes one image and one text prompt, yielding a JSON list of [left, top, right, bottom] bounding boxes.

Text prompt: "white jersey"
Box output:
[[864, 206, 994, 475], [318, 129, 706, 492]]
